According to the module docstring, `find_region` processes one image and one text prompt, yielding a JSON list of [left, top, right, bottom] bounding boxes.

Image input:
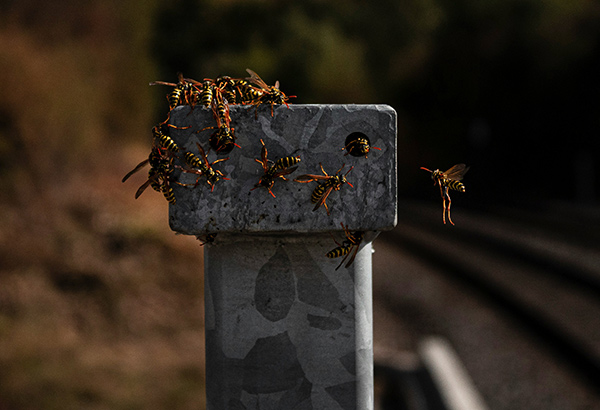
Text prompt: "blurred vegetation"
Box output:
[[1, 0, 600, 408], [150, 0, 600, 201]]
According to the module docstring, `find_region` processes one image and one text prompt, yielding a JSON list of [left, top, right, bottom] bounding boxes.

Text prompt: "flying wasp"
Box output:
[[245, 68, 295, 117], [294, 163, 354, 215], [420, 163, 469, 225], [250, 139, 301, 198], [176, 143, 229, 191], [326, 223, 364, 270], [342, 133, 381, 159]]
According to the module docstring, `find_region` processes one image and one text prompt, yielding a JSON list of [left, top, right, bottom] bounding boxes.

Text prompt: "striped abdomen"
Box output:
[[235, 79, 263, 104], [441, 178, 465, 192], [162, 187, 175, 204], [346, 137, 370, 156], [311, 182, 329, 204], [326, 245, 351, 259], [184, 151, 206, 172], [155, 132, 179, 153], [167, 87, 184, 109], [148, 167, 162, 192], [201, 81, 214, 107], [272, 156, 301, 172], [161, 167, 176, 204], [311, 178, 342, 203]]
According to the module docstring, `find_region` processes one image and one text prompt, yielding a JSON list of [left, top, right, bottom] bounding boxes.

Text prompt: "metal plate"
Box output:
[[168, 104, 397, 235]]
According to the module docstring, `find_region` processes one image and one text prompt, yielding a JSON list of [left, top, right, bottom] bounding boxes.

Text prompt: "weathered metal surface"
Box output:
[[204, 234, 373, 410], [168, 104, 397, 235]]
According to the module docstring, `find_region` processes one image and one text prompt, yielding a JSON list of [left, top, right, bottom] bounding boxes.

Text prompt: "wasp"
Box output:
[[250, 139, 301, 198], [197, 90, 239, 154], [200, 80, 214, 107], [326, 223, 364, 270], [342, 135, 381, 158], [212, 88, 231, 124], [177, 143, 229, 191], [245, 68, 295, 117], [209, 75, 239, 104], [420, 163, 469, 225], [122, 142, 177, 204], [195, 233, 217, 246], [294, 163, 354, 215], [151, 125, 181, 153], [150, 72, 199, 110], [233, 77, 264, 104]]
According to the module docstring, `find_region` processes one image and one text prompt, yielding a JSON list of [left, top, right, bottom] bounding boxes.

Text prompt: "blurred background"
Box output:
[[1, 0, 599, 409]]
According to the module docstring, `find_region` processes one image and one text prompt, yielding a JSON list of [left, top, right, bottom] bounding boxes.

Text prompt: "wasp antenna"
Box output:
[[344, 166, 354, 176], [420, 167, 433, 173]]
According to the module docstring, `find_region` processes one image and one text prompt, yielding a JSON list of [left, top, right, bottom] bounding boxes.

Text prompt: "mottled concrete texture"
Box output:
[[204, 235, 374, 410], [168, 104, 397, 235], [169, 104, 397, 410]]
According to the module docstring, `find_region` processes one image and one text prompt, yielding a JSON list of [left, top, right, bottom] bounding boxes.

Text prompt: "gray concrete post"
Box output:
[[168, 104, 397, 410]]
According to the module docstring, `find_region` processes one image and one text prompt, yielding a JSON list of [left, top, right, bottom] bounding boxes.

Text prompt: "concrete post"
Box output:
[[169, 104, 397, 410]]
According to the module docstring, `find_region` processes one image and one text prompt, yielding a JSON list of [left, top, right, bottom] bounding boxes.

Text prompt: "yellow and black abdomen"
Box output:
[[311, 182, 330, 204], [157, 133, 179, 153], [273, 156, 301, 172], [184, 151, 204, 170], [442, 179, 466, 192], [167, 87, 184, 109], [326, 245, 350, 259]]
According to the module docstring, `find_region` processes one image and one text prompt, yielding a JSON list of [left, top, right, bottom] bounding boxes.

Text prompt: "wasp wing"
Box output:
[[122, 159, 149, 182], [344, 243, 361, 269], [294, 174, 331, 183], [245, 68, 270, 91], [149, 81, 177, 87], [135, 174, 159, 199], [313, 185, 334, 212], [443, 164, 469, 181], [272, 166, 298, 179]]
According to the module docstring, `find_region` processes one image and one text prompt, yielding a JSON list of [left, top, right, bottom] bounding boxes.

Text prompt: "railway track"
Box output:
[[372, 201, 600, 410]]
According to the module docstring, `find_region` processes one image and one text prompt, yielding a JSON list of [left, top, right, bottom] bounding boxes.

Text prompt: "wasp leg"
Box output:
[[446, 193, 454, 226], [438, 185, 447, 224], [442, 197, 447, 224], [329, 233, 343, 248]]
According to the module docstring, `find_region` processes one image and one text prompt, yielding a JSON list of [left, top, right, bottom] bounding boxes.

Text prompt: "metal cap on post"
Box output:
[[169, 104, 397, 410]]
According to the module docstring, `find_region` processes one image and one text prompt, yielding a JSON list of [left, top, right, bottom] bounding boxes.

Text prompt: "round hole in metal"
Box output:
[[344, 132, 370, 157]]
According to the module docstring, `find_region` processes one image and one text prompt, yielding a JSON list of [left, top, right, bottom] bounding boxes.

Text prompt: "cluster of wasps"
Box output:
[[122, 69, 294, 204], [123, 69, 383, 268]]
